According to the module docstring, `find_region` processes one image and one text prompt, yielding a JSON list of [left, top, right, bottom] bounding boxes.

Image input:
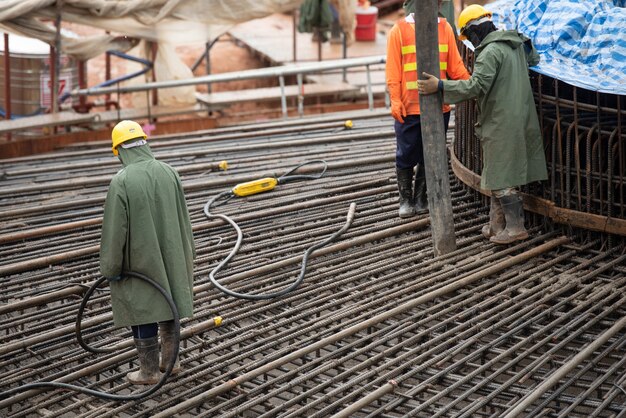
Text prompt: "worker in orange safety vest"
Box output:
[[386, 0, 470, 218]]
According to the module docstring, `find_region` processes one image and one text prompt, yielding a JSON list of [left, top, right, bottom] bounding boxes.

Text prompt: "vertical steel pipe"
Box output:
[[3, 32, 11, 141]]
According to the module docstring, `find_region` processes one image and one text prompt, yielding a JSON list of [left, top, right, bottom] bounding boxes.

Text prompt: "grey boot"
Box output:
[[159, 321, 181, 374], [490, 194, 529, 244], [396, 167, 416, 218], [481, 197, 505, 239], [413, 164, 428, 214], [127, 336, 162, 385]]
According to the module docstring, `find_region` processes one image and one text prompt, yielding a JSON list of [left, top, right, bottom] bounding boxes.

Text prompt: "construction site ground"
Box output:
[[1, 109, 625, 417], [1, 3, 625, 416]]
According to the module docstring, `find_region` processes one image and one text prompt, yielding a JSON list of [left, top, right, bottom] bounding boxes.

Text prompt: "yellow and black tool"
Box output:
[[232, 177, 279, 197], [203, 159, 358, 301], [230, 160, 328, 197]]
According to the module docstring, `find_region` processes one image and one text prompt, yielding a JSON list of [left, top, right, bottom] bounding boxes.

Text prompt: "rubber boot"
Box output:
[[481, 197, 505, 239], [127, 336, 162, 385], [413, 164, 428, 214], [159, 321, 181, 374], [490, 194, 529, 244], [396, 167, 416, 218]]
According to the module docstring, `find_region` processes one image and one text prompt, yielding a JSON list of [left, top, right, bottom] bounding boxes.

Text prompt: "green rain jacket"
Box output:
[[100, 144, 195, 327], [442, 30, 548, 191], [298, 0, 333, 33]]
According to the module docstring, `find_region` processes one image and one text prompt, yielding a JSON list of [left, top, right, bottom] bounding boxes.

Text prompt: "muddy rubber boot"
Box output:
[[127, 336, 162, 385], [159, 321, 181, 374], [413, 164, 428, 214], [396, 167, 416, 218], [490, 194, 529, 245], [481, 197, 505, 239]]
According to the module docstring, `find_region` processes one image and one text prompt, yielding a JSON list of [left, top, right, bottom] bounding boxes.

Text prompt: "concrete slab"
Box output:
[[196, 82, 359, 106]]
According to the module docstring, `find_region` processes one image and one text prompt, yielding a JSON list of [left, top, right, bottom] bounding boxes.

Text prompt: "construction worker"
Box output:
[[386, 0, 470, 218], [100, 120, 196, 384], [418, 5, 548, 244]]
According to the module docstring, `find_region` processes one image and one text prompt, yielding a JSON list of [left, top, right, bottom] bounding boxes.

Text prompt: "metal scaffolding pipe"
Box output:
[[70, 55, 386, 97]]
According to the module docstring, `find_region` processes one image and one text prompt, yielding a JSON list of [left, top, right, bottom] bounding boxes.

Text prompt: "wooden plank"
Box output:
[[306, 71, 387, 93], [415, 0, 456, 255], [0, 105, 219, 136], [0, 112, 96, 134], [195, 82, 359, 106], [94, 103, 221, 124]]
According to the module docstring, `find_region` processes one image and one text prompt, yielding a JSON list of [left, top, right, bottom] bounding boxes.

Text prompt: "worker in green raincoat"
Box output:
[[419, 5, 547, 245], [100, 120, 195, 385]]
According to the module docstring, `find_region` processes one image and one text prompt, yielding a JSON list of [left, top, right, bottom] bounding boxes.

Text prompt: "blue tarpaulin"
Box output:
[[486, 0, 626, 95]]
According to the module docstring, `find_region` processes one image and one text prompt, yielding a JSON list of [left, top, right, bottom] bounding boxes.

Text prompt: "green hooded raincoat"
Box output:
[[100, 144, 195, 327], [442, 30, 548, 190]]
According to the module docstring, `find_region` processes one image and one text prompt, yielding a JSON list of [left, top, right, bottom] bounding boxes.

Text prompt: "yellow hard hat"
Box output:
[[111, 120, 148, 156], [458, 4, 493, 40]]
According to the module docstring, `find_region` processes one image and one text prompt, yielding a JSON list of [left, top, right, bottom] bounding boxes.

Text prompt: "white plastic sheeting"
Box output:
[[0, 0, 304, 105], [0, 0, 305, 52]]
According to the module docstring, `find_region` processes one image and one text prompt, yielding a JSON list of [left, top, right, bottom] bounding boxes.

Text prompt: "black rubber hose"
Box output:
[[276, 160, 328, 184], [0, 271, 179, 401], [204, 193, 356, 301]]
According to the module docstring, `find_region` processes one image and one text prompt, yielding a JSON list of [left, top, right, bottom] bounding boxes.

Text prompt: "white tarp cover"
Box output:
[[0, 0, 304, 105]]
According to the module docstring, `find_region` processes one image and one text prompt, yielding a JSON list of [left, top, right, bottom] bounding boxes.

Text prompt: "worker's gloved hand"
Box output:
[[418, 72, 440, 95], [391, 100, 406, 123]]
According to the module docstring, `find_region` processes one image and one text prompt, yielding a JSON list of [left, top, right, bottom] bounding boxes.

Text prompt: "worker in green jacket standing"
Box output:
[[100, 120, 196, 384], [419, 5, 547, 245]]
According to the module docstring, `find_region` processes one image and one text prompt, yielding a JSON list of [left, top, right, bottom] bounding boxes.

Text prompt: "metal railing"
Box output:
[[70, 55, 388, 118]]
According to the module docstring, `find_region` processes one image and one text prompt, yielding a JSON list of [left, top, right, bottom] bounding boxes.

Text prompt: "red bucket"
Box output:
[[355, 6, 378, 41]]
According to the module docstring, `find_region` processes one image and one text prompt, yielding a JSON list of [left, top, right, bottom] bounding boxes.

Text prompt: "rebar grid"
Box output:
[[1, 110, 625, 417], [453, 65, 626, 244]]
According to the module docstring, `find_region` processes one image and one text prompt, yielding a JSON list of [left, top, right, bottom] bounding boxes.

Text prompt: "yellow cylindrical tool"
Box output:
[[232, 177, 278, 197]]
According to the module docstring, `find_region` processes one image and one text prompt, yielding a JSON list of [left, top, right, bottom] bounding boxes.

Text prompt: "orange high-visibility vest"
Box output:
[[386, 16, 470, 115]]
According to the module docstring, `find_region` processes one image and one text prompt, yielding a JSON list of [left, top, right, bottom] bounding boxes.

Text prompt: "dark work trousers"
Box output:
[[394, 111, 451, 169], [131, 323, 158, 339]]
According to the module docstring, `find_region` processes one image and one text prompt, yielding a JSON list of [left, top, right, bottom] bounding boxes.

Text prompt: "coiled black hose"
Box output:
[[0, 271, 179, 401], [204, 161, 357, 301]]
